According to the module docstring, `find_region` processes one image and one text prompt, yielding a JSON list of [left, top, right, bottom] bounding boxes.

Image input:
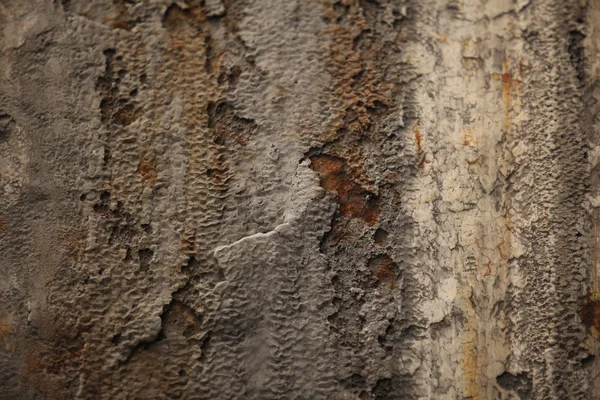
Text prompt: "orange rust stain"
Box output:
[[311, 154, 379, 225], [437, 35, 448, 43], [414, 125, 423, 152], [462, 129, 474, 146], [137, 152, 157, 184], [491, 56, 523, 130]]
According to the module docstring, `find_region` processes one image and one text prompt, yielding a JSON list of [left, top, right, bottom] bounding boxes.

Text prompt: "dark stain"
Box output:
[[372, 376, 402, 400], [377, 319, 396, 352], [96, 50, 141, 127], [181, 256, 199, 274], [0, 113, 15, 141], [138, 248, 154, 270], [99, 98, 140, 126], [568, 29, 586, 82], [341, 373, 368, 397], [373, 228, 388, 244], [580, 297, 600, 335], [496, 371, 532, 399]]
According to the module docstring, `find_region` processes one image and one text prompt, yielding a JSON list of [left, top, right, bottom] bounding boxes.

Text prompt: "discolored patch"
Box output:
[[368, 255, 398, 289], [162, 300, 203, 338], [414, 125, 423, 152], [0, 319, 11, 345], [496, 371, 532, 399], [581, 296, 600, 337], [99, 98, 141, 126], [137, 152, 157, 184], [311, 154, 379, 225]]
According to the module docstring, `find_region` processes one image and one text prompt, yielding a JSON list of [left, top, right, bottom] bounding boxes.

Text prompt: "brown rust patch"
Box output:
[[25, 337, 85, 399], [99, 98, 141, 126], [311, 154, 379, 225], [137, 152, 157, 184], [368, 255, 398, 289], [581, 293, 600, 337], [309, 0, 397, 194], [0, 320, 11, 345]]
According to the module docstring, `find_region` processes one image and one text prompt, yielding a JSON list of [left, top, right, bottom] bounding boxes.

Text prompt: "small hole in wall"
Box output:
[[138, 248, 154, 269], [374, 228, 389, 244], [111, 333, 121, 344]]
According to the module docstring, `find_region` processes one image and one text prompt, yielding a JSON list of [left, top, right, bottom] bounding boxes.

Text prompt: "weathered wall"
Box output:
[[1, 0, 600, 398]]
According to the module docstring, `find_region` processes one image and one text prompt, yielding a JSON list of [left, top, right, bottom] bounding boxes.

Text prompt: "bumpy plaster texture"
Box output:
[[1, 0, 600, 398]]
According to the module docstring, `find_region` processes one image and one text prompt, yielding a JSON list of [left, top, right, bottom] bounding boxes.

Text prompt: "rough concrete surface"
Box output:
[[1, 0, 600, 398]]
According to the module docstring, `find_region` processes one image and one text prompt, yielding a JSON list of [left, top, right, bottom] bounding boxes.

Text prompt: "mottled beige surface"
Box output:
[[0, 0, 599, 398]]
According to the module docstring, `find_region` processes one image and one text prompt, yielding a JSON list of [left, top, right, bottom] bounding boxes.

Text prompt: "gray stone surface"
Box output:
[[1, 0, 600, 398]]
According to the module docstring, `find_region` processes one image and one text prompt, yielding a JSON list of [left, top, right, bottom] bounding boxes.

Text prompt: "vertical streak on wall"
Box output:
[[406, 0, 520, 398], [511, 1, 590, 398], [583, 0, 600, 396]]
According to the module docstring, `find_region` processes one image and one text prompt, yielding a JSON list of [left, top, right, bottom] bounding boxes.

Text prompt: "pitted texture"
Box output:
[[1, 0, 600, 399]]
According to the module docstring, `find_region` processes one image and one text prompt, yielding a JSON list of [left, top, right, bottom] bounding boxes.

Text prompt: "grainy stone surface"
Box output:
[[1, 0, 600, 398]]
